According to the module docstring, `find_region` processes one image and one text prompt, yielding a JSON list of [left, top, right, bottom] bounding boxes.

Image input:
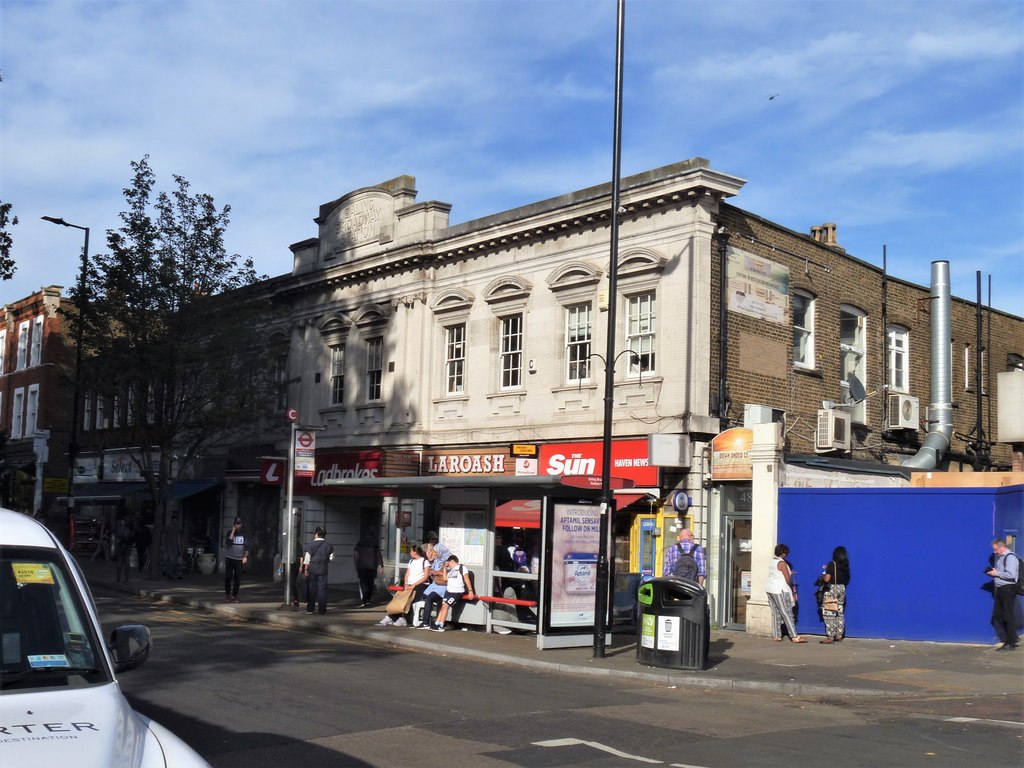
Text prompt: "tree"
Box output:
[[0, 200, 17, 280], [80, 156, 274, 574]]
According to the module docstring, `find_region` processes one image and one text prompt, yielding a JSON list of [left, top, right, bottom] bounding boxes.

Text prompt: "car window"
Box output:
[[0, 547, 109, 691]]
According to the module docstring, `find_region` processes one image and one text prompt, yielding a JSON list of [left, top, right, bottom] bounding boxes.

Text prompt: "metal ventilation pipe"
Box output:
[[902, 260, 954, 469]]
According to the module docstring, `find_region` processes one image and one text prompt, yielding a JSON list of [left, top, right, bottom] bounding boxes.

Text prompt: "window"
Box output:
[[146, 383, 156, 425], [1009, 353, 1024, 372], [112, 391, 121, 429], [792, 291, 815, 369], [30, 314, 43, 366], [445, 324, 466, 395], [626, 292, 656, 376], [566, 303, 592, 383], [840, 306, 867, 422], [83, 391, 92, 432], [126, 385, 135, 427], [95, 394, 105, 430], [366, 337, 383, 401], [25, 385, 39, 435], [16, 321, 29, 370], [499, 314, 523, 389], [330, 344, 345, 406], [0, 329, 7, 374], [887, 325, 909, 392], [274, 354, 288, 411], [11, 387, 24, 438]]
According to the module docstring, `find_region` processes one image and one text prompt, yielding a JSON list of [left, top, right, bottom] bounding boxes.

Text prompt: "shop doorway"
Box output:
[[718, 484, 752, 630]]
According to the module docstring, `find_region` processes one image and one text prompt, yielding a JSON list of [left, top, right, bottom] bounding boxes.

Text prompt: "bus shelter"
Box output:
[[321, 474, 634, 649]]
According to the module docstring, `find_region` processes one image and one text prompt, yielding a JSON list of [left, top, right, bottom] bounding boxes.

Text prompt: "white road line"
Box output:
[[943, 716, 1024, 729], [533, 737, 665, 764]]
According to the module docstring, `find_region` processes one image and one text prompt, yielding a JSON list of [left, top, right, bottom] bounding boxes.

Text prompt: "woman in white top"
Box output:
[[766, 543, 807, 643], [378, 545, 429, 626]]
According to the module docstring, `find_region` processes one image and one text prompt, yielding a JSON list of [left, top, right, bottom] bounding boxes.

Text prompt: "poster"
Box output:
[[640, 613, 656, 649], [439, 508, 486, 566], [549, 503, 601, 628], [658, 615, 680, 651]]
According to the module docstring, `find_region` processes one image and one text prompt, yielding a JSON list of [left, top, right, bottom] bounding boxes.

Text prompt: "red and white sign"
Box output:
[[539, 439, 657, 486], [260, 458, 285, 486], [293, 450, 384, 495], [294, 430, 316, 477]]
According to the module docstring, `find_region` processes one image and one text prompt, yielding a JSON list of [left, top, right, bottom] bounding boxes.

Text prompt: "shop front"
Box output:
[[707, 428, 754, 630]]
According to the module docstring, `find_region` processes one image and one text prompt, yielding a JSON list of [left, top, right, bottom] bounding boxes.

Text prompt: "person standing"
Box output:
[[303, 526, 335, 615], [114, 517, 135, 584], [818, 545, 851, 643], [662, 528, 707, 586], [766, 543, 807, 643], [224, 517, 249, 602], [353, 527, 384, 607], [986, 538, 1020, 651]]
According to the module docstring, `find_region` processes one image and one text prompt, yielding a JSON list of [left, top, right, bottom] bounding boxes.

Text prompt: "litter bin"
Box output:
[[636, 576, 709, 670]]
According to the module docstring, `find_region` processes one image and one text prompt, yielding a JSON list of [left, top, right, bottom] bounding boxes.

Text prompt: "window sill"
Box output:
[[355, 401, 386, 411], [793, 366, 823, 379], [433, 393, 469, 405]]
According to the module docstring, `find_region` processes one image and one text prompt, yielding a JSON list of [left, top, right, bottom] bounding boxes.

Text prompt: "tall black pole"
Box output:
[[41, 216, 88, 546], [594, 0, 626, 660]]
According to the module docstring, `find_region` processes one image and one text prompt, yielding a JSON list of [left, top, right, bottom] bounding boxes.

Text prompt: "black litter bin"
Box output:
[[636, 576, 710, 670]]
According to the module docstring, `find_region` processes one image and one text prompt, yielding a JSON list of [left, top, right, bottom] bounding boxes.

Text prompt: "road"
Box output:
[[95, 588, 1023, 768]]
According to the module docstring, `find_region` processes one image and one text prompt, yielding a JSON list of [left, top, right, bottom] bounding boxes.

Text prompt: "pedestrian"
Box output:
[[352, 527, 384, 607], [134, 521, 151, 573], [419, 532, 451, 628], [114, 517, 135, 584], [986, 538, 1020, 651], [663, 528, 706, 585], [224, 516, 249, 602], [377, 544, 429, 627], [163, 513, 183, 579], [766, 543, 808, 643], [818, 545, 851, 644], [303, 526, 335, 615], [288, 545, 306, 609], [429, 555, 476, 632]]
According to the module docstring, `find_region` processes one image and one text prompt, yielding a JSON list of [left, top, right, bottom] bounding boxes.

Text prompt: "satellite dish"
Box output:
[[847, 374, 867, 403]]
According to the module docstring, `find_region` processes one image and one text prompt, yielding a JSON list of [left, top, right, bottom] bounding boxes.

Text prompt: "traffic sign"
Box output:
[[287, 408, 299, 423]]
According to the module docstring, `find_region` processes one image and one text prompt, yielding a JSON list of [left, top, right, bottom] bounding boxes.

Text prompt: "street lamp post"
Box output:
[[41, 216, 89, 544], [594, 0, 626, 660]]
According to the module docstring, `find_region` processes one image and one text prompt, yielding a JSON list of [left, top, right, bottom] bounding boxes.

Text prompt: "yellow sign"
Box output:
[[44, 477, 70, 494], [510, 443, 538, 457], [13, 563, 55, 585]]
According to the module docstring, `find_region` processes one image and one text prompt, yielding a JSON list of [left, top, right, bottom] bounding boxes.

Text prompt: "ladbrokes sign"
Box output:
[[294, 450, 383, 495]]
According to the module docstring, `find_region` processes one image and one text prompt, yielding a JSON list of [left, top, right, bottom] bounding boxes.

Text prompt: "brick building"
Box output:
[[0, 286, 74, 521]]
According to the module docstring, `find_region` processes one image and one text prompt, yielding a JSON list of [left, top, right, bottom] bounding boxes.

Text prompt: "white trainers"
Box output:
[[377, 616, 393, 626], [393, 617, 408, 627]]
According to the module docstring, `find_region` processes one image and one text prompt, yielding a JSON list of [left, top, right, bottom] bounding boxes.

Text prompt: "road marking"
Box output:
[[533, 738, 666, 764], [943, 716, 1024, 729]]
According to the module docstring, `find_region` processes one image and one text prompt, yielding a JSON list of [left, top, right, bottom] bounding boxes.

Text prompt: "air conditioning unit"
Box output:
[[886, 393, 920, 431], [815, 408, 852, 453]]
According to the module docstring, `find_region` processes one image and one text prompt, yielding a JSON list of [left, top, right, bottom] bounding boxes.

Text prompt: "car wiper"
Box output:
[[0, 666, 103, 688]]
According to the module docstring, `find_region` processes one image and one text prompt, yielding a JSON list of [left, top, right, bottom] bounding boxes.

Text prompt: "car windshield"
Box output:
[[0, 547, 109, 691]]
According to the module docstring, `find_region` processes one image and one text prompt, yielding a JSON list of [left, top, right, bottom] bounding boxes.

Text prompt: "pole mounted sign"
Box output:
[[294, 430, 316, 478]]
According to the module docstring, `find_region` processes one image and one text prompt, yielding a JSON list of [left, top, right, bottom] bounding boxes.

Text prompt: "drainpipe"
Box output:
[[902, 261, 954, 469]]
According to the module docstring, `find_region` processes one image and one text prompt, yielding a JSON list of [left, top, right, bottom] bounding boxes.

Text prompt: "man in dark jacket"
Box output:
[[303, 526, 335, 615], [353, 528, 383, 607]]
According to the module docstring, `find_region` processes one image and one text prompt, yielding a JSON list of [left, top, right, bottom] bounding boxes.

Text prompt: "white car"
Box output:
[[0, 507, 209, 767]]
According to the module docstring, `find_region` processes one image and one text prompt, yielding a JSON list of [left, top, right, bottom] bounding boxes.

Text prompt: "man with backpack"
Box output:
[[663, 528, 706, 586], [986, 538, 1021, 651]]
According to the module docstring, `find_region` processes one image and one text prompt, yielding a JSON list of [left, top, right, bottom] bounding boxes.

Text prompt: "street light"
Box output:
[[594, 0, 626, 660], [41, 216, 89, 544]]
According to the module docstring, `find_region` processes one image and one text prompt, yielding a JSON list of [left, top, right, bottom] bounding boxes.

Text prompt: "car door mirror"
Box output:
[[109, 624, 152, 672]]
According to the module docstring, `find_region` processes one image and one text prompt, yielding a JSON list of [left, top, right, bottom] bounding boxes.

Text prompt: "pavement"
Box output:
[[78, 557, 1024, 702]]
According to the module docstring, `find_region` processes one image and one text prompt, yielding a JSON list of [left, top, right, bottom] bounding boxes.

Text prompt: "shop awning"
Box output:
[[496, 499, 541, 528], [168, 480, 220, 500], [61, 482, 150, 502], [321, 474, 635, 491]]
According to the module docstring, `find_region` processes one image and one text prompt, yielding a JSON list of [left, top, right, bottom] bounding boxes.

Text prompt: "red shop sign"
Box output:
[[538, 439, 657, 486]]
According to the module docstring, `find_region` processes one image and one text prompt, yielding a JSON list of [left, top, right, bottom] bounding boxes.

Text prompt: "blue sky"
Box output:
[[2, 0, 1022, 316]]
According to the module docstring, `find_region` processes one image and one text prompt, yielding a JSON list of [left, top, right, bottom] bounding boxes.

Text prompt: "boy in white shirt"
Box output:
[[429, 555, 475, 632]]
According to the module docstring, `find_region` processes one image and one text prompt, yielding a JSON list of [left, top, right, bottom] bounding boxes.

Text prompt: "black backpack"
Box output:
[[1012, 553, 1024, 597], [672, 543, 700, 581]]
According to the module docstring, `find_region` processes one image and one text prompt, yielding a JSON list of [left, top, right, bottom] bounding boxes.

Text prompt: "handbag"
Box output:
[[385, 587, 416, 615], [821, 588, 840, 613], [430, 567, 448, 586]]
